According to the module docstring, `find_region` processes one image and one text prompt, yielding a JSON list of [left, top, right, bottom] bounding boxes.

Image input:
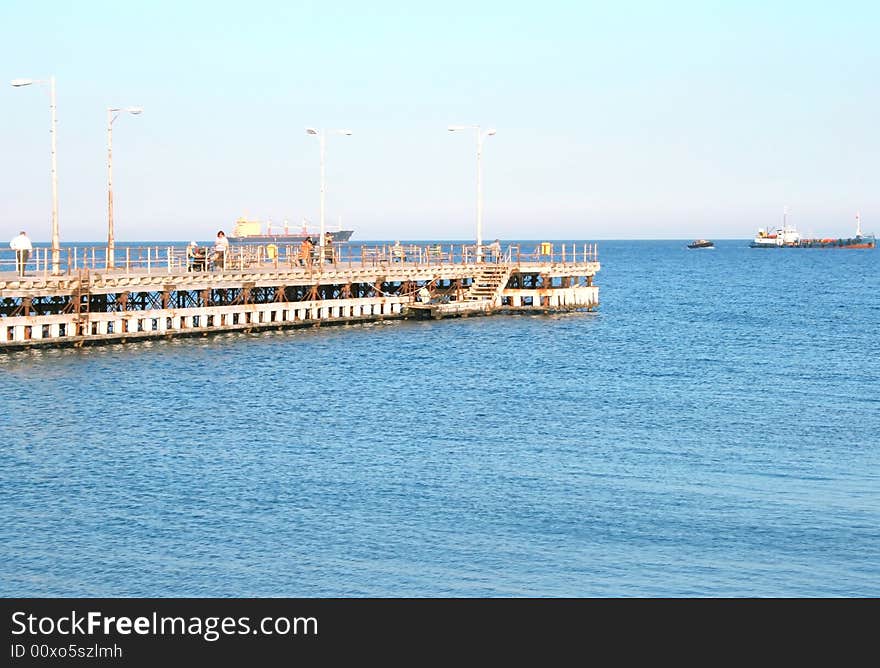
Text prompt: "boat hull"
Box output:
[[750, 236, 875, 249], [228, 230, 354, 243]]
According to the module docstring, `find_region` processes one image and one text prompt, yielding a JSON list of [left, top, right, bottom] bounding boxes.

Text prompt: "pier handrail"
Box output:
[[0, 241, 598, 278]]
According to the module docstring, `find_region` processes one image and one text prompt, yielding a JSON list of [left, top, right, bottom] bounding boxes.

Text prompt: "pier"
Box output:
[[0, 242, 599, 350]]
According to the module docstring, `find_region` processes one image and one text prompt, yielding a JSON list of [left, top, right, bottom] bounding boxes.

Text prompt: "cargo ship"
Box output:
[[749, 211, 875, 249], [227, 217, 354, 243]]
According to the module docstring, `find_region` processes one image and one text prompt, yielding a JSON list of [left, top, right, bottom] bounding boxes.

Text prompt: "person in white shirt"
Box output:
[[488, 239, 502, 262], [213, 230, 230, 269], [10, 231, 32, 276]]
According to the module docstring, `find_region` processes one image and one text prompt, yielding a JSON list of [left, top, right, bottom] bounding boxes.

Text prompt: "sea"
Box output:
[[1, 239, 878, 597]]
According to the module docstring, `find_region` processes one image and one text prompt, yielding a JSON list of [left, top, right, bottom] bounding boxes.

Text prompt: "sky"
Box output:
[[1, 0, 878, 241]]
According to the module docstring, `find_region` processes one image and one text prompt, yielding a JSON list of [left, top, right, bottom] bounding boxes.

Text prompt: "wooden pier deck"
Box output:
[[0, 243, 600, 350]]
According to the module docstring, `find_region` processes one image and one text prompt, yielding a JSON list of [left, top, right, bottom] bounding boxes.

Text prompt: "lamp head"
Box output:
[[486, 128, 497, 136], [127, 107, 144, 115], [11, 78, 34, 87], [306, 128, 319, 135]]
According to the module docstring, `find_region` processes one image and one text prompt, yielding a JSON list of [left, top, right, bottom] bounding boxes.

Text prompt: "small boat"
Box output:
[[687, 239, 714, 249]]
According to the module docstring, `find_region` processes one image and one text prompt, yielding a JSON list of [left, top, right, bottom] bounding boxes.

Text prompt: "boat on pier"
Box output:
[[0, 242, 600, 350]]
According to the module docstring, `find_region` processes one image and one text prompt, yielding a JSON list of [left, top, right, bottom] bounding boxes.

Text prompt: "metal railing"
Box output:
[[358, 242, 598, 267], [0, 242, 599, 278]]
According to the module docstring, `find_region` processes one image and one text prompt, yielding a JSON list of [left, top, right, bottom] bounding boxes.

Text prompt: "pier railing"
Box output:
[[0, 242, 598, 278]]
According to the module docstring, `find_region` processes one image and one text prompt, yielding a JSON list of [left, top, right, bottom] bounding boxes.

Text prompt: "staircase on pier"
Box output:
[[73, 270, 92, 336], [464, 264, 513, 306]]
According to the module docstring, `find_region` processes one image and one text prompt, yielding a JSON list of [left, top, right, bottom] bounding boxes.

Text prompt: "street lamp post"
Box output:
[[306, 128, 352, 253], [448, 125, 496, 259], [107, 107, 143, 268], [11, 76, 60, 274]]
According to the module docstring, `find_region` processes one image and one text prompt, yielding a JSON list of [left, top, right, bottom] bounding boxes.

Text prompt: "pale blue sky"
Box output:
[[2, 0, 878, 241]]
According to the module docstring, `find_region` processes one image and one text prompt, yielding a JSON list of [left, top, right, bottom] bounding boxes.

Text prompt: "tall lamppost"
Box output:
[[305, 128, 352, 253], [107, 107, 143, 268], [11, 76, 60, 274], [448, 125, 496, 259]]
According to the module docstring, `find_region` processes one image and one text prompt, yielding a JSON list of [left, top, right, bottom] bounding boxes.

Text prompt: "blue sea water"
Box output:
[[1, 240, 878, 597]]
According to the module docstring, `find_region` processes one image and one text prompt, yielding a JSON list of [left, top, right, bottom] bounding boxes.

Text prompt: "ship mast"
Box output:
[[856, 211, 862, 237]]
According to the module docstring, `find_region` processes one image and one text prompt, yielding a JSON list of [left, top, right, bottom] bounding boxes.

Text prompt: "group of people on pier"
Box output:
[[185, 230, 336, 272], [177, 235, 508, 273], [8, 229, 509, 277], [297, 232, 335, 267], [187, 230, 230, 271], [184, 230, 336, 271]]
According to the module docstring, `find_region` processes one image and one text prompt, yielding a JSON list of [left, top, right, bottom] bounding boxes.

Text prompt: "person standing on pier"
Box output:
[[186, 241, 199, 272], [488, 239, 502, 262], [323, 231, 335, 264], [10, 231, 32, 277], [299, 237, 314, 268], [213, 230, 229, 269]]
